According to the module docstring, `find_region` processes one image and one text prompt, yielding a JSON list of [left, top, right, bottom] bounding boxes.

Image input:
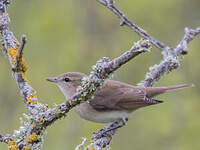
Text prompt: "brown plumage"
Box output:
[[46, 72, 194, 123], [90, 80, 193, 112]]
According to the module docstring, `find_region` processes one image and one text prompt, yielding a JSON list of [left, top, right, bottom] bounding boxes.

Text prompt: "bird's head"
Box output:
[[46, 72, 86, 98]]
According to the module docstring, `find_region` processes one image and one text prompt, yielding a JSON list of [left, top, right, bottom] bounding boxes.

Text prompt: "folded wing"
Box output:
[[89, 80, 162, 112]]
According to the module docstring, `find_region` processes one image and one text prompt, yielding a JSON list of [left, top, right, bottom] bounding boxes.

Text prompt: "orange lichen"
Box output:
[[89, 147, 95, 150], [30, 91, 37, 98], [14, 40, 19, 49], [8, 45, 28, 72], [39, 117, 44, 122], [26, 91, 38, 104], [56, 109, 61, 116], [26, 132, 38, 143], [8, 141, 18, 150], [69, 99, 76, 106], [8, 47, 18, 67], [23, 145, 31, 150], [18, 57, 28, 73], [31, 133, 38, 141], [26, 99, 38, 104], [14, 39, 28, 72], [26, 136, 32, 143], [8, 141, 15, 145]]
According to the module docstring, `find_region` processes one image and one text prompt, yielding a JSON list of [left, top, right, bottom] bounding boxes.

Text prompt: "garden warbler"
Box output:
[[46, 72, 193, 123]]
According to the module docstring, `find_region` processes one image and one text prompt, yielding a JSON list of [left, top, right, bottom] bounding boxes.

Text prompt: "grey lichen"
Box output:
[[13, 113, 32, 142], [138, 55, 180, 87], [76, 57, 113, 103], [29, 135, 44, 150], [167, 56, 180, 72], [12, 110, 46, 150], [133, 39, 151, 52]]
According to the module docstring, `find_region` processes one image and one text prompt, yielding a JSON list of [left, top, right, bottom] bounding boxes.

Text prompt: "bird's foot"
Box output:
[[93, 118, 128, 139], [122, 117, 128, 125]]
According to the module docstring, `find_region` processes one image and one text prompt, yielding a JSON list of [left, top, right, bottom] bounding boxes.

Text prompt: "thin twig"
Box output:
[[139, 27, 200, 87], [0, 133, 12, 144], [15, 35, 27, 72], [86, 120, 124, 150], [75, 137, 87, 150], [0, 0, 39, 115], [96, 0, 170, 51], [174, 27, 200, 55]]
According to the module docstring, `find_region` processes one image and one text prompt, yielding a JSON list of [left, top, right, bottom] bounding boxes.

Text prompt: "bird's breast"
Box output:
[[73, 102, 131, 123]]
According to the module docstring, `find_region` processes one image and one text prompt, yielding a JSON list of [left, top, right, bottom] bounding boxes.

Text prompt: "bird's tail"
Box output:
[[146, 84, 194, 98]]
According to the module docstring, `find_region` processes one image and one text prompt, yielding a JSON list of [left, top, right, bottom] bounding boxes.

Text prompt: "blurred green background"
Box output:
[[0, 0, 200, 149]]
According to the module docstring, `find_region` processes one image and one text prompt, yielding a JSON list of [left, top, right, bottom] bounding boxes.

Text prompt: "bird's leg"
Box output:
[[105, 117, 128, 132], [122, 117, 128, 125], [94, 117, 128, 139]]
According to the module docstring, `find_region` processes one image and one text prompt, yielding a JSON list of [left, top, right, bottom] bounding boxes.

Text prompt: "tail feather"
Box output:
[[164, 84, 194, 91], [146, 84, 194, 98]]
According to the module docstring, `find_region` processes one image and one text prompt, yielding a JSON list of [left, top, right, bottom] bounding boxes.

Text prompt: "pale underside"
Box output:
[[74, 103, 131, 123]]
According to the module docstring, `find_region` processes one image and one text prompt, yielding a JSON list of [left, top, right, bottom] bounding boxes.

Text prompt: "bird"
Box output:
[[46, 72, 194, 124]]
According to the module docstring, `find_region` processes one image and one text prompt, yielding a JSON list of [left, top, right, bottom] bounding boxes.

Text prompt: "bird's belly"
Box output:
[[73, 103, 130, 123]]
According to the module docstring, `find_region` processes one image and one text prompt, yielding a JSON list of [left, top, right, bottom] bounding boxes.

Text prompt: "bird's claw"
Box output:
[[93, 118, 128, 139]]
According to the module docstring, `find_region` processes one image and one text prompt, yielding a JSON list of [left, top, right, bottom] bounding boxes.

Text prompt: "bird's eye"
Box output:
[[64, 77, 70, 82]]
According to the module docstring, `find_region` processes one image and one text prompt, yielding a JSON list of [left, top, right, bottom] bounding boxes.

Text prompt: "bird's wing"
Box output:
[[89, 80, 160, 112]]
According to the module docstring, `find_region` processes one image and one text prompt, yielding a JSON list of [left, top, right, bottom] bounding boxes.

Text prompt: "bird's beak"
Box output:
[[46, 77, 57, 83]]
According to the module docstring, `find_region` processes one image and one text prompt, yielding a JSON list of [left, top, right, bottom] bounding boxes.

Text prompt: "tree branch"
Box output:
[[0, 0, 39, 115], [139, 27, 200, 87], [174, 27, 200, 55], [15, 35, 27, 72], [85, 120, 124, 150], [96, 0, 171, 52], [75, 137, 87, 150], [0, 133, 12, 144]]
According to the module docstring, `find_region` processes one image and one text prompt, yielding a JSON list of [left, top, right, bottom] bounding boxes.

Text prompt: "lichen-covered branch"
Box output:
[[15, 35, 27, 73], [75, 137, 87, 150], [0, 1, 46, 148], [85, 120, 123, 150], [174, 27, 200, 55], [0, 0, 39, 115], [139, 27, 200, 87], [0, 133, 13, 144]]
